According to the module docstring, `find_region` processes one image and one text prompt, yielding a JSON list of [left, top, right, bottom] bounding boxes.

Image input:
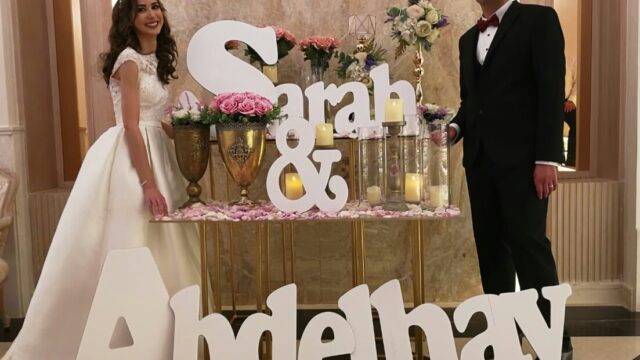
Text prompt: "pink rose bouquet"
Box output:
[[203, 92, 281, 125], [245, 25, 297, 65], [299, 35, 340, 71]]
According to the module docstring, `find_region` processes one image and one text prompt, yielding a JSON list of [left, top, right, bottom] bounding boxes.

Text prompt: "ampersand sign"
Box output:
[[266, 118, 348, 213]]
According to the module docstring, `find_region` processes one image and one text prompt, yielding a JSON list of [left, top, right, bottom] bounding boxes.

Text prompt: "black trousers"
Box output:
[[564, 109, 577, 166], [465, 149, 561, 327]]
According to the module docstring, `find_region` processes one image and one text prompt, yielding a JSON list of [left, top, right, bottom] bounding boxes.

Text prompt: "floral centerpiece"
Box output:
[[417, 103, 453, 210], [204, 92, 281, 205], [245, 26, 297, 65], [387, 0, 449, 105], [418, 103, 454, 123], [299, 36, 340, 72], [170, 102, 214, 207], [336, 41, 387, 94], [386, 0, 449, 57], [202, 92, 281, 125]]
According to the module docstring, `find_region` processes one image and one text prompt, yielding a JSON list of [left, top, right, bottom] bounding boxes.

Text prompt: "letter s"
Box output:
[[187, 20, 278, 101]]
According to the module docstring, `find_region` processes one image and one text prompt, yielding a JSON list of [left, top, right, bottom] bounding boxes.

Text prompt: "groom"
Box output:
[[449, 0, 572, 359]]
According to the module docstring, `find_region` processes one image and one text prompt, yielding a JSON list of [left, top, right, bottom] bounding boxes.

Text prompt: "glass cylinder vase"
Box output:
[[402, 118, 422, 205], [358, 125, 385, 207], [420, 121, 451, 209], [302, 64, 331, 123]]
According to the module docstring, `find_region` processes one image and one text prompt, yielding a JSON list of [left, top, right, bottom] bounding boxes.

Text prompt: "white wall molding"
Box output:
[[0, 0, 34, 317], [567, 282, 630, 307], [0, 126, 25, 134], [624, 0, 640, 312]]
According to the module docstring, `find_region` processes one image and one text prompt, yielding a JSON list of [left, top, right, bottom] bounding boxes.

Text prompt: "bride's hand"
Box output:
[[143, 185, 168, 217]]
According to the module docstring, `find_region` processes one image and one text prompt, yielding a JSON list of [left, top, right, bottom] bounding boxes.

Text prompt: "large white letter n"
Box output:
[[77, 248, 173, 360]]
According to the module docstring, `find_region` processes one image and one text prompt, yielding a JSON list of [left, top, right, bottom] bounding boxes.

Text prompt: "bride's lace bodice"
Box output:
[[109, 47, 168, 126]]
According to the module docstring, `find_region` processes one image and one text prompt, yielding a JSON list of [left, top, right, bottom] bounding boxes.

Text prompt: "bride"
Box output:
[[3, 0, 200, 358]]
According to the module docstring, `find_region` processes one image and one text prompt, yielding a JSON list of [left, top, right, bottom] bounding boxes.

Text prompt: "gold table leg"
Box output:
[[352, 221, 367, 286], [213, 223, 222, 313], [199, 222, 209, 316], [412, 220, 425, 359], [229, 224, 238, 322], [198, 223, 210, 360], [289, 223, 295, 284]]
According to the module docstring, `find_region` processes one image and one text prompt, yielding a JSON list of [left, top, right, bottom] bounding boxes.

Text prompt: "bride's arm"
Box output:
[[115, 61, 168, 217], [161, 122, 174, 139]]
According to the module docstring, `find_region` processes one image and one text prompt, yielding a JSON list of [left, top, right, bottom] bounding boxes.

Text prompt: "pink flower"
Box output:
[[215, 92, 233, 103], [254, 100, 268, 116], [300, 36, 338, 53], [261, 99, 273, 112], [272, 26, 285, 39], [244, 92, 258, 100], [283, 30, 296, 44], [238, 98, 256, 115], [231, 93, 246, 104], [209, 99, 219, 110], [225, 40, 240, 50], [219, 98, 238, 114]]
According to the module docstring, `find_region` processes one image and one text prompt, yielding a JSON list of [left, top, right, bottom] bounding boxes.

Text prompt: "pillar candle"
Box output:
[[315, 124, 334, 146], [404, 173, 422, 203], [262, 64, 278, 83], [285, 173, 304, 200], [366, 186, 382, 206], [384, 99, 404, 122], [427, 185, 447, 208]]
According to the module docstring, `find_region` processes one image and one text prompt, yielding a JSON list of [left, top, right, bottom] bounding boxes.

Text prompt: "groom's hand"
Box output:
[[448, 127, 458, 142], [534, 164, 558, 199]]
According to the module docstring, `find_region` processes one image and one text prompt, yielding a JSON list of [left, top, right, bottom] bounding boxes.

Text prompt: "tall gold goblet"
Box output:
[[216, 123, 267, 206], [173, 125, 211, 208]]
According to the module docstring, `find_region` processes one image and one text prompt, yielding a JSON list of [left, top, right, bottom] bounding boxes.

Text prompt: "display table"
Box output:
[[155, 201, 460, 359]]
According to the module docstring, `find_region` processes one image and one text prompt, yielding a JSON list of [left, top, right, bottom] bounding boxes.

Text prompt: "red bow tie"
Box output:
[[477, 14, 500, 32]]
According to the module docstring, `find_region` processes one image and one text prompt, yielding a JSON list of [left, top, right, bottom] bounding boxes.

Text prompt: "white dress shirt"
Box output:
[[476, 0, 513, 65], [452, 0, 559, 167]]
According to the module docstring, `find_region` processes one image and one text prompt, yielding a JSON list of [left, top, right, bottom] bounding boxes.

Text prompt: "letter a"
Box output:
[[77, 248, 173, 360]]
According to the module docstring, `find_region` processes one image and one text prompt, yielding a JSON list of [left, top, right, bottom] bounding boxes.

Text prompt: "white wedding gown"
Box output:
[[4, 48, 200, 359]]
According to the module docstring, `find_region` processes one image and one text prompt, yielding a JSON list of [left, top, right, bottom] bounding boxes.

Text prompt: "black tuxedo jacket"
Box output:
[[452, 2, 566, 168]]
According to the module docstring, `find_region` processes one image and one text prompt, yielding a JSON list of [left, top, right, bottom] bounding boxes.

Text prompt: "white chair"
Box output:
[[0, 170, 18, 328]]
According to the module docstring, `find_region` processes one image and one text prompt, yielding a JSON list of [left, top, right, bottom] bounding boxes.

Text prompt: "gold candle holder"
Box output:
[[414, 43, 425, 105]]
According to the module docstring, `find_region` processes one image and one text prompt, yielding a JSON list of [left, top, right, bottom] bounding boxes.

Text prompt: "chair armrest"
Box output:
[[0, 217, 12, 232]]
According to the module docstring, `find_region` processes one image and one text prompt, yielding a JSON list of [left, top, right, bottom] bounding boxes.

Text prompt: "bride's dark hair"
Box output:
[[100, 0, 178, 85]]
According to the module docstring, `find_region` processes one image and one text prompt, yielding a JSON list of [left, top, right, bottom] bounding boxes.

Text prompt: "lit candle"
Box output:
[[404, 173, 422, 203], [384, 98, 404, 123], [427, 185, 447, 208], [262, 64, 278, 83], [366, 186, 382, 206], [285, 173, 304, 200], [315, 124, 334, 147]]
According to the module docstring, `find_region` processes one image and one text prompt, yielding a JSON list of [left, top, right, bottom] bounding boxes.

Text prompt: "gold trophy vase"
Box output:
[[173, 125, 211, 208], [216, 123, 267, 206]]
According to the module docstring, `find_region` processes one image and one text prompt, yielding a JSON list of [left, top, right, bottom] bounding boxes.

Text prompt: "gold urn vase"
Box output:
[[216, 123, 267, 206], [173, 125, 211, 208]]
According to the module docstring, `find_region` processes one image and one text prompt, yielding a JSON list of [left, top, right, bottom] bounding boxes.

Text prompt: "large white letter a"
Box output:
[[77, 248, 173, 360]]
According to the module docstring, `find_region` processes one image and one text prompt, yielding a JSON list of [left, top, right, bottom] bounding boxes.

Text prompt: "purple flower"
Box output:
[[436, 16, 450, 28], [363, 54, 377, 72], [408, 0, 420, 5]]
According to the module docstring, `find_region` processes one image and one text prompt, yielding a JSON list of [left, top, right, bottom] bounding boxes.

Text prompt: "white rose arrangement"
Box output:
[[387, 0, 449, 57]]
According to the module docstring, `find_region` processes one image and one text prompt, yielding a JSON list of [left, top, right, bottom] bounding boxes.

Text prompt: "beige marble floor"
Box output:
[[0, 337, 637, 359], [452, 337, 640, 359]]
